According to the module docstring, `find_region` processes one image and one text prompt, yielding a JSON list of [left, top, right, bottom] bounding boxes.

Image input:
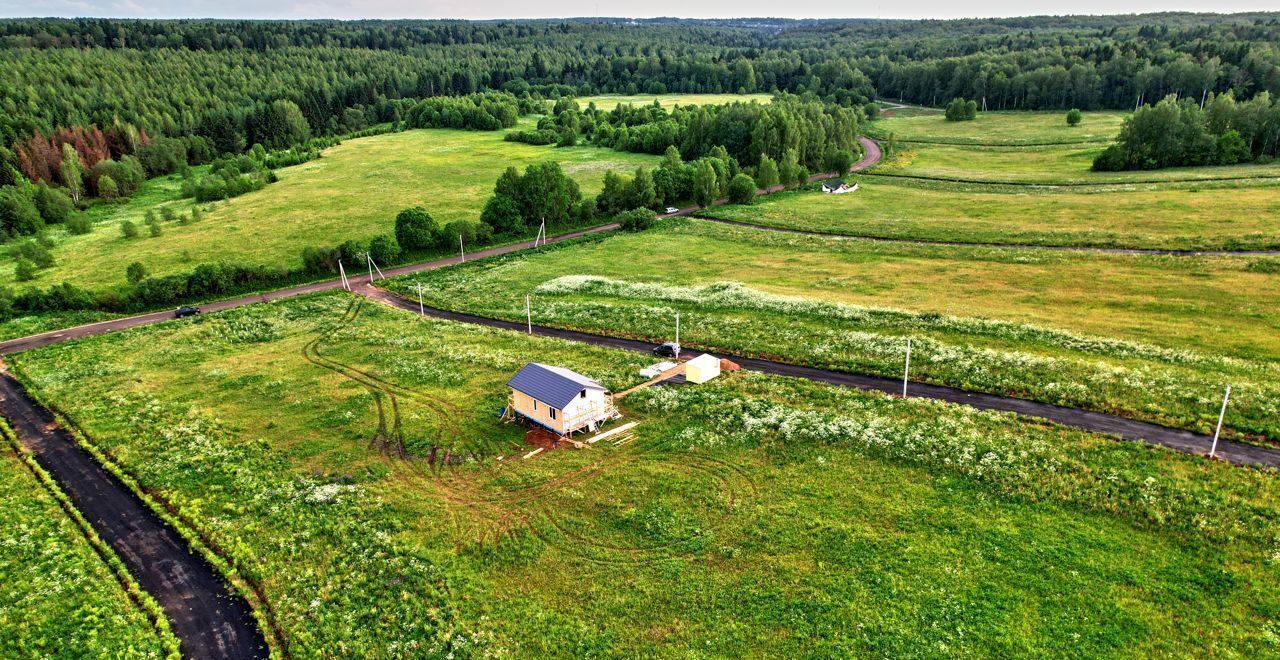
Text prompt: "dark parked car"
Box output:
[[174, 306, 201, 318], [652, 342, 680, 358]]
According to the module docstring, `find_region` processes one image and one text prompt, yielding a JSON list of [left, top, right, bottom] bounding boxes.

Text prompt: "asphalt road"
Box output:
[[0, 372, 267, 658], [0, 223, 621, 355], [362, 286, 1280, 469]]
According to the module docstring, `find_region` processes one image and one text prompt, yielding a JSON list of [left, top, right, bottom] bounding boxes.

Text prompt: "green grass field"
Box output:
[[577, 93, 773, 109], [699, 182, 1280, 250], [1, 124, 658, 292], [12, 292, 1280, 656], [874, 143, 1280, 185], [387, 220, 1280, 440], [0, 433, 175, 657], [875, 110, 1128, 145]]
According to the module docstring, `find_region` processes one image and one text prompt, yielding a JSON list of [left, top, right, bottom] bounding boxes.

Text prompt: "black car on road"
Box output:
[[652, 342, 680, 358], [174, 306, 201, 318]]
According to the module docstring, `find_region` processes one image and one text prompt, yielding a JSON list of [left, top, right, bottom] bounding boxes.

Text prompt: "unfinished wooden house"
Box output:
[[505, 363, 620, 437]]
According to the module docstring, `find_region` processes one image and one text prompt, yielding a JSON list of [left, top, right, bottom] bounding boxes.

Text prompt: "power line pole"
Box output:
[[410, 283, 426, 316], [902, 338, 912, 397], [1210, 385, 1231, 458], [338, 260, 349, 291], [675, 311, 680, 356], [459, 234, 465, 262], [526, 294, 532, 334], [355, 251, 372, 283]]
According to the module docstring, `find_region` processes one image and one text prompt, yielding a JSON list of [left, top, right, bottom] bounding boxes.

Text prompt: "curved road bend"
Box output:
[[360, 286, 1280, 470], [695, 216, 1280, 257], [0, 372, 267, 658]]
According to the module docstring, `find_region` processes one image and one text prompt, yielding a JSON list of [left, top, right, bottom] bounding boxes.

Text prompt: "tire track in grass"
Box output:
[[302, 296, 759, 563], [295, 299, 643, 549], [526, 453, 759, 565]]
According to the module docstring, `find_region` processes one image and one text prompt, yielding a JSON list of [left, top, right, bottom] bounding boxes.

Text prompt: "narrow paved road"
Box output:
[[0, 223, 620, 355], [848, 136, 882, 172], [361, 286, 1280, 469], [0, 372, 268, 658]]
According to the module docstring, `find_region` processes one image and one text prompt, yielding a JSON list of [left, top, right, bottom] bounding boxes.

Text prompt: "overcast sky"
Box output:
[[5, 0, 1278, 21]]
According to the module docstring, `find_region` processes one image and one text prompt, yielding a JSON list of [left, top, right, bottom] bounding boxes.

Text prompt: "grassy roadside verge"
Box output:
[[5, 359, 290, 657]]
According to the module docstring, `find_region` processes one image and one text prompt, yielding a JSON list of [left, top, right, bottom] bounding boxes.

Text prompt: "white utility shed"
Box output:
[[685, 354, 721, 384]]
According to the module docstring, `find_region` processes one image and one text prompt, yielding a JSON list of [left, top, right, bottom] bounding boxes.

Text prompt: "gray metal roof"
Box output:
[[507, 363, 606, 409]]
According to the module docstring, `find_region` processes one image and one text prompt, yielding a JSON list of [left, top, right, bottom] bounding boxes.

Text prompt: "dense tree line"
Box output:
[[402, 93, 528, 131], [778, 15, 1280, 110], [2, 15, 1278, 151], [542, 95, 863, 174], [1093, 92, 1280, 170]]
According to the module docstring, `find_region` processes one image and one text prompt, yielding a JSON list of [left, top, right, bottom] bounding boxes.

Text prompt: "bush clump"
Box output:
[[616, 208, 656, 232]]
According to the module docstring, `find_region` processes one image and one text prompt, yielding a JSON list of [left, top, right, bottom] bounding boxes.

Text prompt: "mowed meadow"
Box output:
[[11, 292, 1280, 656], [0, 122, 659, 292], [578, 92, 774, 109], [871, 109, 1280, 185], [878, 143, 1280, 185], [700, 182, 1280, 250], [875, 109, 1128, 145]]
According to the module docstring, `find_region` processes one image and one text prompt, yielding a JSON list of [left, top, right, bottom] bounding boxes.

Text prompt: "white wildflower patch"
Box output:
[[630, 384, 1062, 484], [301, 482, 360, 505], [534, 275, 1262, 371], [207, 316, 282, 344], [524, 275, 1280, 437]]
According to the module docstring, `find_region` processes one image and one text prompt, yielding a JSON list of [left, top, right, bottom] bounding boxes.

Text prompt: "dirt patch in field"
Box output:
[[524, 427, 564, 451]]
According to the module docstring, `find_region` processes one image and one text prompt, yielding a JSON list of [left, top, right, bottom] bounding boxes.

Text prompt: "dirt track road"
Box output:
[[0, 372, 267, 658], [362, 286, 1280, 469]]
